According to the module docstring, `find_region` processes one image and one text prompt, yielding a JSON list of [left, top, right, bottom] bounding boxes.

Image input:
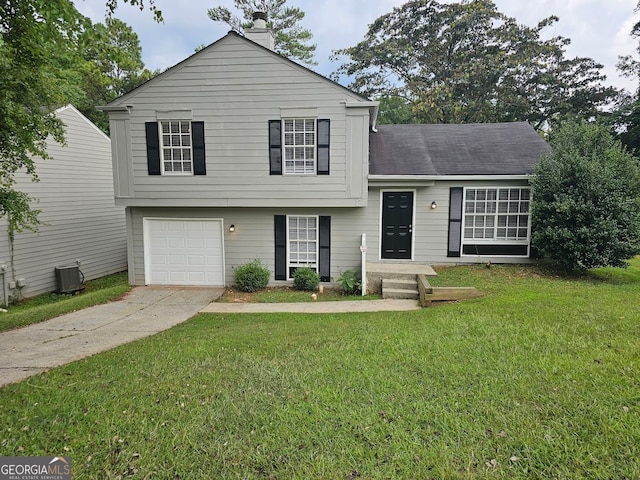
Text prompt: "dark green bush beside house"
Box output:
[[530, 121, 640, 272]]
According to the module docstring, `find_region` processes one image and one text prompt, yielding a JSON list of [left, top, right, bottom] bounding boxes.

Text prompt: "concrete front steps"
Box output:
[[370, 262, 484, 305], [382, 277, 419, 300]]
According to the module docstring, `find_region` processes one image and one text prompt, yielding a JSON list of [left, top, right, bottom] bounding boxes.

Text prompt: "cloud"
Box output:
[[73, 0, 639, 91]]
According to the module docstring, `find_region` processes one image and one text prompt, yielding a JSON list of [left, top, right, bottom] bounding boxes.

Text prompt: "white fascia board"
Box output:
[[368, 174, 531, 182], [97, 105, 131, 112]]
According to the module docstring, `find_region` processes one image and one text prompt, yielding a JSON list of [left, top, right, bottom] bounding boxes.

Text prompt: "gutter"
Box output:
[[368, 174, 532, 182]]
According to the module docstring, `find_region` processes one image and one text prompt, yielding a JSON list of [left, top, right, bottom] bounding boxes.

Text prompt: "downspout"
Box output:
[[371, 104, 379, 133]]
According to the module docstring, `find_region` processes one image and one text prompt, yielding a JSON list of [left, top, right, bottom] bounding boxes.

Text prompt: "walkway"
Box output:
[[0, 286, 223, 387], [201, 299, 421, 313], [1, 288, 421, 388]]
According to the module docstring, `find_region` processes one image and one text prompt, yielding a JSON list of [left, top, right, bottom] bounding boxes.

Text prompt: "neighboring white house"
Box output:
[[99, 18, 550, 293], [0, 105, 127, 304]]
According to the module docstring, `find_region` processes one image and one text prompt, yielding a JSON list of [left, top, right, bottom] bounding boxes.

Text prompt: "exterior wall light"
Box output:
[[229, 224, 235, 232], [431, 201, 438, 209]]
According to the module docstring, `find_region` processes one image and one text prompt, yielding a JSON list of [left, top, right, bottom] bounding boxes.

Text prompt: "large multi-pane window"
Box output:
[[463, 188, 531, 241], [160, 121, 192, 174], [288, 215, 318, 276], [283, 119, 316, 175]]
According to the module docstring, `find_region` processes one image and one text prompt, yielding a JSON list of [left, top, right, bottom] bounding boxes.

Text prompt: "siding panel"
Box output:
[[0, 106, 127, 300]]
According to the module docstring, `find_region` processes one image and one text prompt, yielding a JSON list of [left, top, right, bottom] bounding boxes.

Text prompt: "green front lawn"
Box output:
[[1, 263, 639, 478]]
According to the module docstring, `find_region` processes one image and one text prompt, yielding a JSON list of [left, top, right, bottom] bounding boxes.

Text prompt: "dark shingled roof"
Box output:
[[369, 122, 551, 176]]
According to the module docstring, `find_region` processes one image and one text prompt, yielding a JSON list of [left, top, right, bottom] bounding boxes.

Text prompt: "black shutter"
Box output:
[[319, 216, 331, 282], [191, 121, 206, 175], [447, 187, 464, 257], [317, 119, 330, 175], [274, 215, 287, 280], [269, 120, 282, 175], [145, 122, 161, 175]]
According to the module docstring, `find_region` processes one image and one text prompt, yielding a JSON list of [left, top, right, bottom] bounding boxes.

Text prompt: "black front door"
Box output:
[[381, 191, 413, 259]]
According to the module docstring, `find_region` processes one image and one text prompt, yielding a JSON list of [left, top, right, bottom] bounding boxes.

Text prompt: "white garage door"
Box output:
[[143, 218, 225, 286]]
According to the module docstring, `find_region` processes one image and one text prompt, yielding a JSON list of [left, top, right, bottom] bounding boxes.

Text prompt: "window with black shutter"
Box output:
[[145, 120, 205, 175]]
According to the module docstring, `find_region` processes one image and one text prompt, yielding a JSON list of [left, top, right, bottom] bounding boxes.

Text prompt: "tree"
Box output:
[[0, 0, 84, 235], [77, 17, 156, 132], [332, 0, 616, 129], [530, 121, 640, 272], [0, 0, 159, 235], [376, 96, 417, 125], [207, 0, 316, 65], [612, 2, 640, 153]]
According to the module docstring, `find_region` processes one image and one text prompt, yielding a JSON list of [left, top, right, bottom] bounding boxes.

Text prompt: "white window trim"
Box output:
[[282, 118, 317, 176], [461, 186, 531, 256], [159, 120, 194, 176], [286, 215, 319, 278]]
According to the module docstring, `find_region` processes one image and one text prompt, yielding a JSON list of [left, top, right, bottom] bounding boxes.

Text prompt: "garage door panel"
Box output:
[[144, 218, 224, 286], [167, 222, 185, 232], [188, 272, 206, 283], [150, 236, 167, 247], [206, 255, 223, 265], [150, 255, 167, 265], [168, 254, 187, 265], [151, 272, 169, 283], [167, 237, 186, 249], [187, 238, 205, 249], [187, 255, 205, 266], [169, 272, 187, 283]]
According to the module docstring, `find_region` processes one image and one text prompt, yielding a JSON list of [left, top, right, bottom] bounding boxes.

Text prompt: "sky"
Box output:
[[73, 0, 640, 93]]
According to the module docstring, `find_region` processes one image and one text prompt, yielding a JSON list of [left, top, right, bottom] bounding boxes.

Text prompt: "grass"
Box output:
[[0, 262, 639, 478], [0, 272, 129, 333]]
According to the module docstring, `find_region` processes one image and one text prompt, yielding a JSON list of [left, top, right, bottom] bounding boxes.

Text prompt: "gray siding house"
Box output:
[[0, 105, 127, 304], [101, 23, 550, 291]]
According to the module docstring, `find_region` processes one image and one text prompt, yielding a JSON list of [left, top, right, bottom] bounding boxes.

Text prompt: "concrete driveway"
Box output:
[[0, 286, 223, 388]]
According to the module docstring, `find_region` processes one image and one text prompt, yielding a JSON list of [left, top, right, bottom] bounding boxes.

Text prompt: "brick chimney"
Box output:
[[245, 11, 275, 51]]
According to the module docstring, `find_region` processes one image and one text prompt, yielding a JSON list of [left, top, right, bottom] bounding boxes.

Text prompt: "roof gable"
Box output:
[[369, 122, 551, 177], [106, 31, 370, 107]]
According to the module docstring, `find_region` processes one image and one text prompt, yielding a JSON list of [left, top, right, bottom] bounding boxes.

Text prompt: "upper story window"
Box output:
[[145, 120, 206, 176], [283, 119, 316, 175], [160, 121, 192, 175], [269, 118, 330, 176]]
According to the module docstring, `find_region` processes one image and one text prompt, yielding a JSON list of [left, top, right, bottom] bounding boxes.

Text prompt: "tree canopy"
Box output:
[[333, 0, 616, 129], [612, 2, 640, 153], [77, 17, 156, 132], [0, 0, 158, 234], [208, 0, 316, 65], [530, 121, 640, 272]]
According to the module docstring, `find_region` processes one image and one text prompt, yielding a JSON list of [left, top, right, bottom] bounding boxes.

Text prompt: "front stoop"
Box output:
[[367, 262, 437, 295], [382, 277, 419, 300]]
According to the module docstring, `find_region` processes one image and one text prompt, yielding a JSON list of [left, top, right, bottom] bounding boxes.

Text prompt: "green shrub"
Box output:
[[233, 259, 270, 292], [530, 121, 640, 272], [293, 267, 320, 291], [337, 269, 361, 295]]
